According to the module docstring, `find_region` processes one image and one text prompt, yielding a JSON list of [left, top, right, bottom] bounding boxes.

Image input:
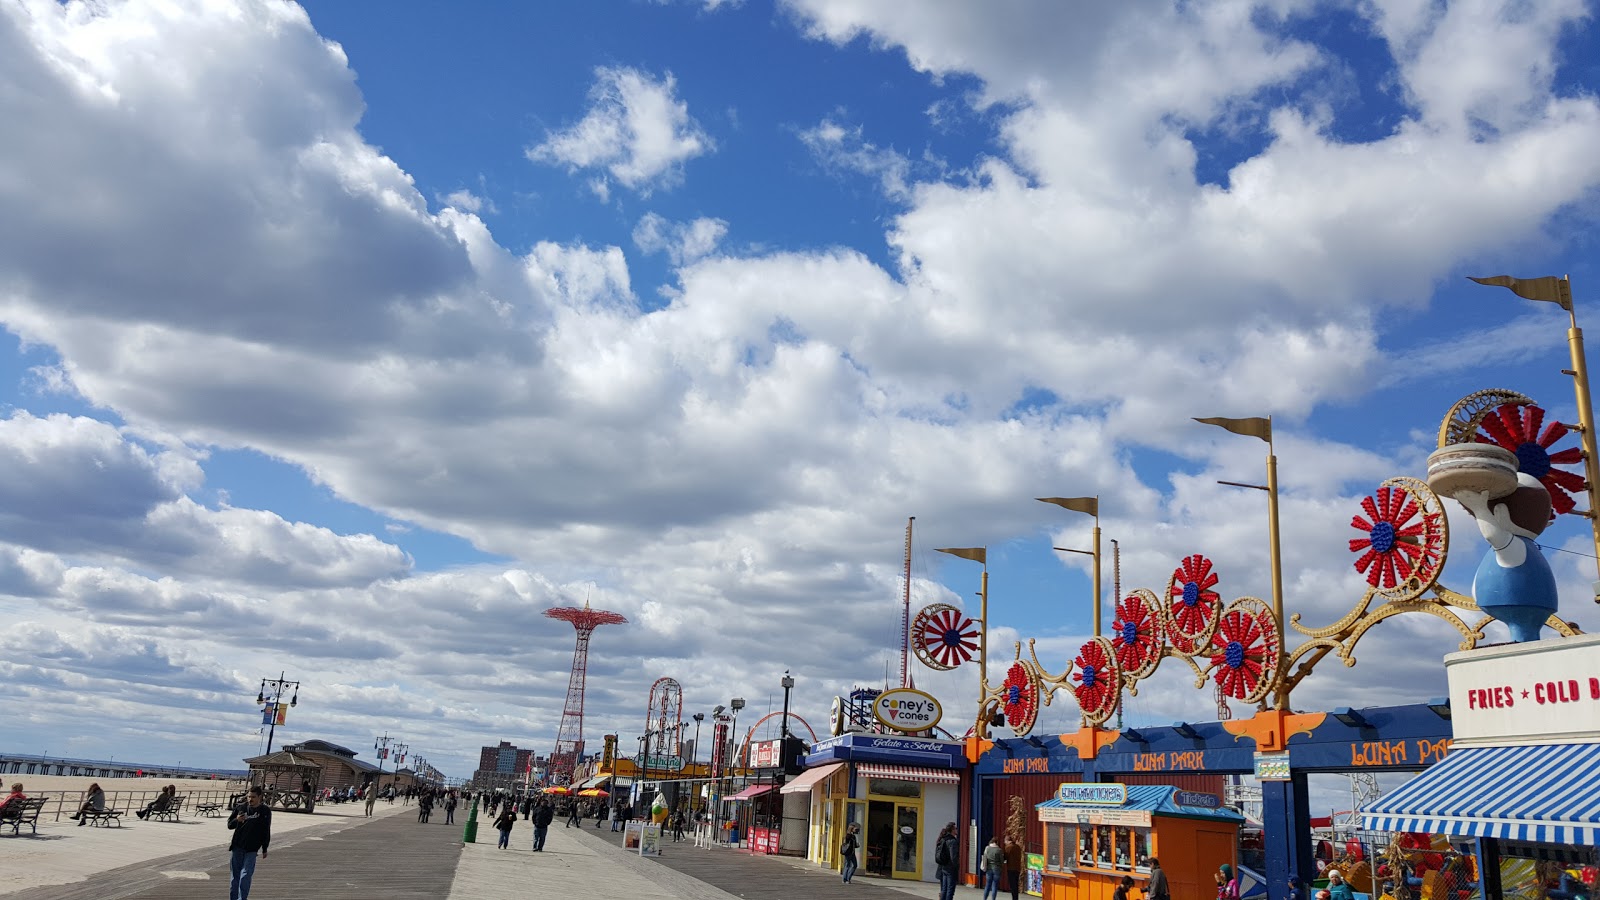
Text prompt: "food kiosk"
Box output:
[[1035, 783, 1243, 900]]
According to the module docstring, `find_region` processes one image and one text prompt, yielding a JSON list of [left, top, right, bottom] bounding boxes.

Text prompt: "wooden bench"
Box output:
[[149, 796, 185, 823], [81, 808, 122, 827], [1, 798, 46, 836], [196, 801, 223, 817]]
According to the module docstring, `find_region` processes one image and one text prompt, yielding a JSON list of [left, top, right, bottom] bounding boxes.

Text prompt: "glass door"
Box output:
[[843, 800, 866, 871], [893, 802, 920, 878]]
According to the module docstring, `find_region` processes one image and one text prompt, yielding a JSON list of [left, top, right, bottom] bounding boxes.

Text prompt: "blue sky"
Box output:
[[2, 0, 1600, 793]]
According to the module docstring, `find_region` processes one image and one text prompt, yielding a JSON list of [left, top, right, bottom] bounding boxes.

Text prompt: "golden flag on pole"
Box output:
[[1468, 275, 1572, 311], [936, 547, 986, 564], [1038, 497, 1098, 517], [1194, 416, 1272, 443]]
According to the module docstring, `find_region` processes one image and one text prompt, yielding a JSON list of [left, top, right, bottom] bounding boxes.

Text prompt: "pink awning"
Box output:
[[856, 763, 960, 785], [725, 783, 778, 801], [780, 762, 846, 794]]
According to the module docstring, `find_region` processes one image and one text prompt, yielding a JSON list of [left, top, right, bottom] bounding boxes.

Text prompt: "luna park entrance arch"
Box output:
[[973, 701, 1453, 899], [916, 390, 1589, 900]]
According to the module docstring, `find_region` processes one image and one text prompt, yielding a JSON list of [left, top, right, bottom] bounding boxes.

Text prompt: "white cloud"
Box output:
[[633, 212, 729, 265], [651, 0, 745, 10], [439, 188, 494, 214], [527, 66, 714, 196], [798, 118, 922, 201]]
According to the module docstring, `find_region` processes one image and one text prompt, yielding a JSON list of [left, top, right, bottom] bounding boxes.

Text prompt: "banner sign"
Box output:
[[1175, 790, 1221, 809], [1056, 783, 1127, 805], [803, 733, 966, 768], [602, 734, 616, 770], [1254, 751, 1291, 780], [1446, 632, 1600, 746], [752, 740, 781, 768]]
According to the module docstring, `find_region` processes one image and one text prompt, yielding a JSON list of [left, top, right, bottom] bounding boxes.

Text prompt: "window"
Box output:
[[866, 778, 920, 798], [1044, 823, 1077, 873], [1064, 822, 1154, 873], [1133, 829, 1151, 872]]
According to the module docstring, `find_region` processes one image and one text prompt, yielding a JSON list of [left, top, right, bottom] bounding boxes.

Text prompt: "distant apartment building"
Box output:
[[470, 740, 541, 789]]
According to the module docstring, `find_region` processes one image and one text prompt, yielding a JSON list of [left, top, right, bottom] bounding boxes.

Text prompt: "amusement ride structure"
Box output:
[[545, 602, 628, 786]]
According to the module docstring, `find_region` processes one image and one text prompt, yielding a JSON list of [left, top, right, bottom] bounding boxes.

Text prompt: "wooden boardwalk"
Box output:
[[6, 812, 464, 900], [584, 824, 942, 900]]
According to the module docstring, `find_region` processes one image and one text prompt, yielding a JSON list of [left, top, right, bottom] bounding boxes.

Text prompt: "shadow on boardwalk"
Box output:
[[4, 812, 463, 900]]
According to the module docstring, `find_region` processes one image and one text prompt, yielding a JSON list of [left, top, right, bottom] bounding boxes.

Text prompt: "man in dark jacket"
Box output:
[[1146, 858, 1170, 900], [935, 821, 960, 900], [532, 800, 555, 851], [227, 785, 272, 900]]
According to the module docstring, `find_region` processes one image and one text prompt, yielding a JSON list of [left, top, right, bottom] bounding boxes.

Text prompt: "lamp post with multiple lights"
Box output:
[[256, 672, 299, 756]]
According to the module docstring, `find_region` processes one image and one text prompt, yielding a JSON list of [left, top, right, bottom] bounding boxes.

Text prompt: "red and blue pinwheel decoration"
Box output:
[[1209, 600, 1280, 705], [1001, 661, 1040, 736], [1349, 481, 1445, 597], [1110, 589, 1163, 680], [911, 603, 979, 671], [1166, 554, 1222, 656], [1072, 637, 1121, 726], [1475, 402, 1587, 517]]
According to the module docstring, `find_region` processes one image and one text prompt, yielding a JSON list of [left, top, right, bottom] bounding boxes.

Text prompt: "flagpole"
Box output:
[[1264, 422, 1287, 709], [1563, 297, 1600, 598], [1470, 275, 1600, 601]]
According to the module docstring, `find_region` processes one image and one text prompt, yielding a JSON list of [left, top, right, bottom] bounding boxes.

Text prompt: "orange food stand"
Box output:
[[1035, 783, 1243, 900]]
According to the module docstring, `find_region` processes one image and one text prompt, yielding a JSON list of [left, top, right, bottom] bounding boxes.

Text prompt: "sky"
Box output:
[[3, 0, 1600, 806]]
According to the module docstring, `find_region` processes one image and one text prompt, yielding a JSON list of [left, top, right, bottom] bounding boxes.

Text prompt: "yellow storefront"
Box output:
[[785, 734, 967, 883]]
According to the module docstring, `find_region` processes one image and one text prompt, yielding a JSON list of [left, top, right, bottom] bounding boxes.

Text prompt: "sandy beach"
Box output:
[[1, 773, 415, 896]]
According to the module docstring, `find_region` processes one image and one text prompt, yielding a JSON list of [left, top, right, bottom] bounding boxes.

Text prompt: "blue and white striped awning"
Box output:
[[1361, 743, 1600, 846]]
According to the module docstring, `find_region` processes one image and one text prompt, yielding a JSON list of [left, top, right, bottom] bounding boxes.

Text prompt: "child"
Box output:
[[493, 805, 517, 849]]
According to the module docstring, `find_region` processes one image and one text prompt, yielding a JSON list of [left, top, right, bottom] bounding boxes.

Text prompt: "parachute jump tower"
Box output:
[[544, 602, 628, 785]]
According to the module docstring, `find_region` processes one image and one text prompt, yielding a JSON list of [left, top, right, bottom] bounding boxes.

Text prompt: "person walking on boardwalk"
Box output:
[[417, 789, 433, 823], [981, 835, 1005, 900], [565, 799, 581, 828], [444, 790, 457, 825], [1147, 859, 1171, 900], [840, 822, 861, 883], [364, 782, 377, 817], [935, 822, 960, 900], [1005, 834, 1024, 900], [226, 785, 271, 900], [532, 799, 554, 851], [493, 804, 516, 849]]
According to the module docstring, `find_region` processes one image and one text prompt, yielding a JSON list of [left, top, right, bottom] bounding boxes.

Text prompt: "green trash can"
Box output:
[[463, 799, 479, 844]]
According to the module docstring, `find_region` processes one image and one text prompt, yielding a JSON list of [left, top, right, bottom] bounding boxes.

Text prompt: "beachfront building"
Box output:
[[279, 740, 377, 792]]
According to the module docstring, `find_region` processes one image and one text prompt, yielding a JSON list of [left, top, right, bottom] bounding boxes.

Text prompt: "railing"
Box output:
[[32, 786, 251, 823], [0, 752, 247, 781]]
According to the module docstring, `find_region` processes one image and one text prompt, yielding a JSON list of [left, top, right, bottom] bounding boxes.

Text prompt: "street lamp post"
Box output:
[[778, 673, 794, 795], [780, 674, 794, 740], [1194, 415, 1286, 707], [691, 713, 704, 769], [728, 697, 745, 844], [255, 672, 300, 756], [1039, 497, 1103, 635], [374, 732, 395, 793]]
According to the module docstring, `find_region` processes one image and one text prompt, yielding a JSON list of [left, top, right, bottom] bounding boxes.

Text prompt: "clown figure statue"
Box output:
[[1456, 472, 1559, 642]]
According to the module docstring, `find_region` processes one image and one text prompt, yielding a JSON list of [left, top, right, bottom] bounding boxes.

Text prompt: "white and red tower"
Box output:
[[544, 603, 627, 785]]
